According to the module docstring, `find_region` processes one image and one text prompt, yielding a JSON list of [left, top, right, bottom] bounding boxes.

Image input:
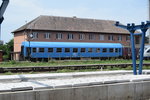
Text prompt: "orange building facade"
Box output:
[[12, 15, 139, 60]]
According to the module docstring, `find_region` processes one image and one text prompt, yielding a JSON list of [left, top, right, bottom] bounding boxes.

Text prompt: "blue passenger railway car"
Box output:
[[21, 42, 123, 60]]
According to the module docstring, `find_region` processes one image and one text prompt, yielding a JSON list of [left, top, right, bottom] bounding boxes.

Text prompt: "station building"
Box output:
[[12, 15, 140, 60]]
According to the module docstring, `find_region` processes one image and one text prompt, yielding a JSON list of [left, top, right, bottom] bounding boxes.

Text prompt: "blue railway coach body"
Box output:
[[21, 42, 123, 59]]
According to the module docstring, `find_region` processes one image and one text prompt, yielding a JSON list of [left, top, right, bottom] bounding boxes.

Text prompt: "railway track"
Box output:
[[0, 63, 150, 73]]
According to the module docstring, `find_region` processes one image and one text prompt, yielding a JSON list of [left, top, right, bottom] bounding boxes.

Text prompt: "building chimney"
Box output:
[[73, 16, 77, 18]]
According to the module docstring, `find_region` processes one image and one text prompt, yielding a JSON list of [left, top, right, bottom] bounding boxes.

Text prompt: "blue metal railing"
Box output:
[[115, 21, 150, 75]]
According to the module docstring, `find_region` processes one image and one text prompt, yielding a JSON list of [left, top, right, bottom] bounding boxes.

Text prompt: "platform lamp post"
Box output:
[[115, 21, 150, 75], [28, 33, 33, 60]]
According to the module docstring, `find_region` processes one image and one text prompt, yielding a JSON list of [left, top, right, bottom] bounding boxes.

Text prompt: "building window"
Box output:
[[126, 36, 130, 41], [44, 33, 51, 39], [79, 34, 85, 40], [118, 35, 122, 41], [108, 35, 114, 41], [32, 48, 36, 53], [73, 48, 78, 52], [32, 32, 38, 39], [48, 48, 53, 52], [68, 34, 73, 40], [39, 48, 44, 52], [56, 33, 62, 40], [89, 34, 95, 40], [81, 48, 86, 52], [65, 48, 70, 52], [99, 35, 104, 40]]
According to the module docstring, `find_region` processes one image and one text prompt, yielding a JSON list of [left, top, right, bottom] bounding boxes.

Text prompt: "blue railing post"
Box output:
[[138, 30, 146, 74], [115, 21, 150, 75], [130, 32, 137, 75]]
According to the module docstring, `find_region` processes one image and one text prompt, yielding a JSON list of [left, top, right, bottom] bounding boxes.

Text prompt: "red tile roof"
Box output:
[[13, 15, 129, 34]]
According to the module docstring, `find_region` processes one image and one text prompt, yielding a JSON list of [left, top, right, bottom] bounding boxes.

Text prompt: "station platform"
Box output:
[[0, 70, 150, 92]]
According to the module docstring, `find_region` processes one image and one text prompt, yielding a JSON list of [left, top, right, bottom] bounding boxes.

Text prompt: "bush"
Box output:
[[3, 55, 9, 61], [9, 60, 17, 64], [0, 39, 13, 61]]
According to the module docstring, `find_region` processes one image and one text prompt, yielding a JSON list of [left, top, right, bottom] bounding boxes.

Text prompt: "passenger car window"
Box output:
[[102, 48, 107, 52], [109, 48, 114, 53], [96, 48, 100, 53], [32, 48, 36, 53], [73, 48, 78, 52], [39, 48, 44, 52], [115, 48, 118, 52], [88, 48, 92, 52], [57, 48, 62, 52], [65, 48, 70, 52], [81, 48, 86, 52], [48, 48, 53, 52]]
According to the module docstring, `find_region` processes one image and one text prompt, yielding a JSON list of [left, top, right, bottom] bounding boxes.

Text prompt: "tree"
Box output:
[[6, 39, 14, 59], [0, 39, 14, 60]]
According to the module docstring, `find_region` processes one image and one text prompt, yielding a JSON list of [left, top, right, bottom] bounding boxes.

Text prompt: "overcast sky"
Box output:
[[1, 0, 148, 43]]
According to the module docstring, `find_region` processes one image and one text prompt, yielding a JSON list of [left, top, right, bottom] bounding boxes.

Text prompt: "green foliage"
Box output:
[[4, 71, 13, 75], [3, 55, 9, 61], [9, 60, 17, 64], [0, 39, 14, 61], [56, 69, 75, 73], [0, 59, 149, 75]]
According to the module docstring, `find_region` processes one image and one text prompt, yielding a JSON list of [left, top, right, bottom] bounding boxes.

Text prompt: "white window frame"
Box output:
[[32, 32, 38, 39], [118, 35, 122, 41], [89, 34, 95, 40], [99, 34, 104, 40], [79, 34, 85, 40], [56, 33, 62, 40], [45, 33, 51, 39], [108, 35, 113, 41], [68, 34, 73, 40], [126, 35, 130, 41]]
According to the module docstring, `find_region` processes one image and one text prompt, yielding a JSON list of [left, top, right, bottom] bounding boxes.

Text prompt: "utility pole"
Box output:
[[148, 0, 150, 44], [0, 0, 9, 39]]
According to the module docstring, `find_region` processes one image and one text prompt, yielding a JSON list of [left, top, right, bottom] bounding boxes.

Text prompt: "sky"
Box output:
[[0, 0, 148, 43]]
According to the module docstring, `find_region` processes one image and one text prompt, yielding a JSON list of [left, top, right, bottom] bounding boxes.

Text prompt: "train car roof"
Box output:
[[22, 42, 123, 48]]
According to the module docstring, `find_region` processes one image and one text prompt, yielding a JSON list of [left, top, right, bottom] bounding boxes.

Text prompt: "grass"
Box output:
[[0, 59, 129, 67], [0, 59, 149, 75], [0, 59, 150, 67]]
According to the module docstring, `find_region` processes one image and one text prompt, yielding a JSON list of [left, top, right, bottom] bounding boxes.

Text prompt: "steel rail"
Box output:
[[0, 63, 150, 73]]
